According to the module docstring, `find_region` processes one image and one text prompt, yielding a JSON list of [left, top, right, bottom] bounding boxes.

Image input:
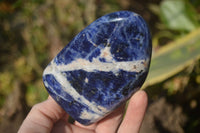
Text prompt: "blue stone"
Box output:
[[43, 11, 152, 125]]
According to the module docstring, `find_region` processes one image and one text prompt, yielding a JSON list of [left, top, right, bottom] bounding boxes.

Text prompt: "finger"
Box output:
[[118, 90, 148, 133], [18, 96, 66, 133], [95, 103, 125, 133], [52, 119, 94, 133], [74, 103, 125, 132], [75, 121, 97, 130]]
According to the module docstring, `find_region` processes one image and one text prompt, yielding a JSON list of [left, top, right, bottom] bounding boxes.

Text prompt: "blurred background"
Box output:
[[0, 0, 199, 132]]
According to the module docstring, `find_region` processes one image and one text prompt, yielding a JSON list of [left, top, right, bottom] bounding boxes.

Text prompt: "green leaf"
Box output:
[[160, 0, 199, 31], [143, 28, 200, 88]]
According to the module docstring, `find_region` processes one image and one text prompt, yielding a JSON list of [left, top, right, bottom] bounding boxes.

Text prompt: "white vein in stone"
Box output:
[[54, 47, 148, 74]]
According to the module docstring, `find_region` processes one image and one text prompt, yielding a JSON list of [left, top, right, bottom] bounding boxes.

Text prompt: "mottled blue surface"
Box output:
[[43, 11, 152, 125]]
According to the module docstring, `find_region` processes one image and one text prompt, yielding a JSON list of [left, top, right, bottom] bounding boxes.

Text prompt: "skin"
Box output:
[[18, 90, 148, 133]]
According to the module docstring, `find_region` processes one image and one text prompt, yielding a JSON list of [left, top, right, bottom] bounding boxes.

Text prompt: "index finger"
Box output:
[[118, 90, 148, 133]]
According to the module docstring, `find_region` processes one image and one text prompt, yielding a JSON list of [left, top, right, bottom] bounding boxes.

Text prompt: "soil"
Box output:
[[140, 97, 187, 133]]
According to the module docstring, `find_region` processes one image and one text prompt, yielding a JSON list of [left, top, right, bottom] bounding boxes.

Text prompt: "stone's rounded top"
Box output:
[[95, 11, 139, 22], [55, 11, 151, 65], [43, 11, 152, 125], [88, 11, 148, 32]]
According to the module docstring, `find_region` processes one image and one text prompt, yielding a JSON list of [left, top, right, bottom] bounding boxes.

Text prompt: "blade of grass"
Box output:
[[143, 28, 200, 88]]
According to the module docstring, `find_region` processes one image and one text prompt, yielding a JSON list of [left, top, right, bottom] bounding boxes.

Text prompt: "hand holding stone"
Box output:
[[43, 11, 151, 125]]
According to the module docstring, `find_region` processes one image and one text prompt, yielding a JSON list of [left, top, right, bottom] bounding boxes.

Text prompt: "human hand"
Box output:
[[18, 90, 148, 133]]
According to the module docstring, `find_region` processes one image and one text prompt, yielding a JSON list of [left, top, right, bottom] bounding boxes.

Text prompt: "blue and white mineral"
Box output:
[[43, 11, 152, 125]]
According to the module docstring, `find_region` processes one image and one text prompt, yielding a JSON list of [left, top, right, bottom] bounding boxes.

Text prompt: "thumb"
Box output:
[[18, 96, 66, 133]]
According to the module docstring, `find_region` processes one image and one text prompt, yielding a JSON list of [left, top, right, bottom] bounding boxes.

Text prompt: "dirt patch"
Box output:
[[140, 97, 187, 133]]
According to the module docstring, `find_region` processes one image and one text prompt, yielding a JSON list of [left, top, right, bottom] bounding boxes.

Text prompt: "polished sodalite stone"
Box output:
[[43, 11, 152, 125]]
